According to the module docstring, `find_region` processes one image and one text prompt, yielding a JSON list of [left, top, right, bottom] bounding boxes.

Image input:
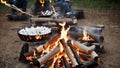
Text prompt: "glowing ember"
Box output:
[[26, 50, 37, 61], [35, 35, 42, 40]]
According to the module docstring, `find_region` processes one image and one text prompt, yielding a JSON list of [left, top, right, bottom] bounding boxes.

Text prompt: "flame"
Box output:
[[26, 50, 37, 61], [82, 28, 89, 40], [80, 27, 94, 41], [50, 22, 71, 68], [59, 22, 70, 42], [39, 0, 45, 7], [0, 0, 11, 7]]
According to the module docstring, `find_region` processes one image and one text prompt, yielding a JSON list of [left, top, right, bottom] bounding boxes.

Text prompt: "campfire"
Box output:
[[19, 22, 103, 68]]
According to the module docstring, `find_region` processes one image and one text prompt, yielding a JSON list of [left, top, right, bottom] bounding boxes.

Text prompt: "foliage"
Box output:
[[0, 0, 120, 10], [72, 0, 120, 10]]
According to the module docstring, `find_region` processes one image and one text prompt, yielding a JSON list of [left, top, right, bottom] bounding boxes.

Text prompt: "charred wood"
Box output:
[[67, 40, 83, 66], [19, 43, 29, 63], [44, 59, 53, 68], [79, 54, 91, 61], [81, 60, 98, 68], [62, 56, 71, 68]]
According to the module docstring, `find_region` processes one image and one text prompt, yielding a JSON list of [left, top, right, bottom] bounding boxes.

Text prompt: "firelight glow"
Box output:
[[39, 0, 45, 6]]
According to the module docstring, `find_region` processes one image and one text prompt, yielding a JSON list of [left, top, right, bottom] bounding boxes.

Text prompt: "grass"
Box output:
[[27, 0, 36, 8], [0, 0, 36, 10], [0, 0, 120, 10], [72, 0, 120, 10], [0, 4, 9, 10]]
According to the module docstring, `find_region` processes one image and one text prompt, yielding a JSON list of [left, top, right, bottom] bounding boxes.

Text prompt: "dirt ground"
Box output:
[[0, 9, 120, 68]]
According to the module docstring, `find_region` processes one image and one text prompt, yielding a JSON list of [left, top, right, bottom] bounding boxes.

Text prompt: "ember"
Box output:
[[19, 22, 103, 68]]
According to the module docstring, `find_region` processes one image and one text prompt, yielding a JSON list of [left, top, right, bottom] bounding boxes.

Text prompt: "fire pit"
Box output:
[[18, 26, 52, 42], [19, 22, 104, 68]]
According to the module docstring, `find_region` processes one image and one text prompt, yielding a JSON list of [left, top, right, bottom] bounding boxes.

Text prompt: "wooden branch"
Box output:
[[60, 39, 79, 67], [67, 40, 83, 66]]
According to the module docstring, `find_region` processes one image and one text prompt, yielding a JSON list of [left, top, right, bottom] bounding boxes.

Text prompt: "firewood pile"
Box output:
[[19, 22, 104, 68]]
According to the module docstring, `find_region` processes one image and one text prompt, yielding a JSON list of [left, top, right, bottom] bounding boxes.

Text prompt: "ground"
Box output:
[[0, 9, 120, 68]]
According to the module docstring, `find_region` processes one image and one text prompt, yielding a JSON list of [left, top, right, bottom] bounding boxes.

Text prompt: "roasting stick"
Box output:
[[1, 0, 33, 16], [50, 0, 57, 19], [11, 5, 33, 17], [60, 39, 79, 67], [51, 5, 57, 19]]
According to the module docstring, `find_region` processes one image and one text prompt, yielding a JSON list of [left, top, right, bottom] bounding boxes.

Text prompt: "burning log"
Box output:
[[24, 34, 60, 57], [60, 39, 79, 67], [62, 56, 71, 68], [67, 40, 83, 66], [54, 61, 59, 68], [68, 31, 104, 44], [79, 54, 91, 61], [44, 59, 53, 68], [73, 41, 95, 53], [81, 60, 98, 68], [91, 51, 99, 59], [33, 45, 59, 67], [89, 33, 104, 44]]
